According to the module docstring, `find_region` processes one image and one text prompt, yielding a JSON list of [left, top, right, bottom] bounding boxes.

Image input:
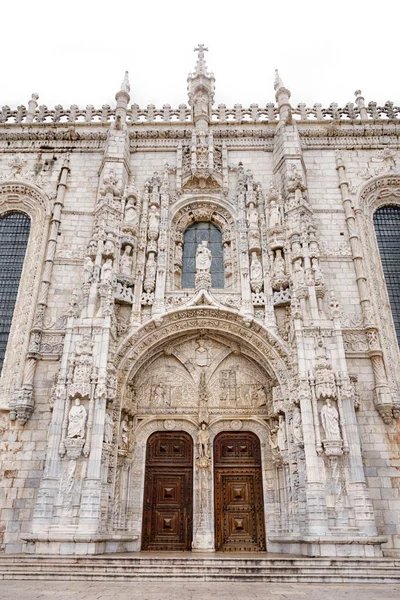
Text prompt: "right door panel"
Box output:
[[214, 432, 266, 552]]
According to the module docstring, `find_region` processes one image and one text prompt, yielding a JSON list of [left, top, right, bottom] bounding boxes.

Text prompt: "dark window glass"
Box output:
[[373, 206, 400, 344], [182, 222, 224, 288], [0, 213, 31, 375]]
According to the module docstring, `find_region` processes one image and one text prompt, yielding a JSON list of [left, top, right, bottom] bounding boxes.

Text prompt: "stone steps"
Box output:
[[0, 555, 400, 583]]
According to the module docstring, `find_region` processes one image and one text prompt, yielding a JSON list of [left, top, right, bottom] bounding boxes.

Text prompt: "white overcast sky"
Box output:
[[1, 0, 399, 111]]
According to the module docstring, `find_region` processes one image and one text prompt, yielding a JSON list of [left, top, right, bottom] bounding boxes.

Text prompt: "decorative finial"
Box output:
[[121, 71, 130, 93], [274, 69, 284, 91]]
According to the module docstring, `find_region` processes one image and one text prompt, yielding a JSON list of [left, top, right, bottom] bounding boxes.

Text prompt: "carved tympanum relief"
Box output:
[[130, 335, 271, 416]]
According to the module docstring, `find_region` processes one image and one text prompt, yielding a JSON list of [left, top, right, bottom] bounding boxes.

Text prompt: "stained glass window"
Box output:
[[182, 222, 224, 288], [373, 205, 400, 344], [0, 212, 31, 375]]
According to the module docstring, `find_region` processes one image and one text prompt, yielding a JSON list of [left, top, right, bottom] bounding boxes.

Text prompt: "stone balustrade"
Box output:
[[1, 98, 399, 125]]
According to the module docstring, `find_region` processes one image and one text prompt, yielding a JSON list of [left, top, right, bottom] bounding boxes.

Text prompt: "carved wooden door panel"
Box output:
[[214, 432, 266, 552], [142, 431, 193, 551]]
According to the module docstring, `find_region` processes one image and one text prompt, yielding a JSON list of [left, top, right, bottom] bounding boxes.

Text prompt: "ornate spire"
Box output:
[[120, 71, 130, 94], [274, 69, 285, 92], [187, 44, 215, 126], [115, 71, 131, 125], [274, 69, 291, 122]]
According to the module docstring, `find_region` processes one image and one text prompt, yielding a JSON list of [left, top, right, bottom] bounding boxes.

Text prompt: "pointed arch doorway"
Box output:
[[214, 431, 266, 552]]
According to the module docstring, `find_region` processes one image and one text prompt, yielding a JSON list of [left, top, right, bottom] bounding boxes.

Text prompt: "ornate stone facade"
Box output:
[[0, 48, 399, 558]]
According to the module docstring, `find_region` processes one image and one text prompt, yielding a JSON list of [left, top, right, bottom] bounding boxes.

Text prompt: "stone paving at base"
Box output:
[[0, 581, 399, 600]]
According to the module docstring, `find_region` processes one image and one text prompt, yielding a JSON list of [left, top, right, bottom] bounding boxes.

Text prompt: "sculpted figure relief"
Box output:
[[274, 249, 286, 278], [269, 199, 282, 228], [311, 257, 324, 285], [100, 258, 113, 282], [198, 422, 210, 458], [292, 406, 303, 444], [83, 256, 94, 284], [120, 418, 132, 451], [67, 398, 87, 439], [153, 383, 166, 407], [247, 203, 259, 229], [255, 385, 267, 407], [320, 398, 341, 440], [119, 245, 133, 276], [104, 410, 113, 444], [250, 252, 263, 281], [195, 338, 210, 367], [277, 414, 287, 450], [145, 252, 157, 280], [196, 240, 212, 272], [194, 92, 209, 117], [148, 206, 160, 232], [293, 259, 305, 287], [124, 198, 137, 226]]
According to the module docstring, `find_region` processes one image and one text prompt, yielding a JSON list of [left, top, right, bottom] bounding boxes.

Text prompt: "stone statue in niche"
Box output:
[[104, 410, 113, 444], [250, 252, 263, 282], [119, 245, 133, 277], [101, 258, 113, 282], [175, 242, 183, 265], [273, 249, 286, 278], [145, 252, 157, 280], [293, 259, 305, 287], [148, 206, 160, 232], [104, 238, 115, 256], [292, 406, 303, 444], [67, 398, 87, 439], [120, 417, 133, 451], [247, 203, 259, 229], [269, 199, 282, 228], [124, 198, 137, 226], [277, 414, 287, 450], [311, 257, 324, 286], [269, 426, 279, 450], [83, 256, 94, 284], [223, 242, 231, 261], [194, 91, 209, 117], [197, 422, 210, 458], [196, 240, 212, 272], [320, 398, 341, 440]]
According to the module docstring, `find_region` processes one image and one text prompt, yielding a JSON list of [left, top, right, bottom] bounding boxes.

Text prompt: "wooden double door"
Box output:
[[142, 430, 265, 552], [214, 431, 266, 552], [142, 431, 193, 551]]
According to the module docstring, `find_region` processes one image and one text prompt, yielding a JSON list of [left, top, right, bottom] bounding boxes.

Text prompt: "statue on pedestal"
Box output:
[[198, 422, 210, 458], [67, 398, 87, 439], [320, 398, 341, 440]]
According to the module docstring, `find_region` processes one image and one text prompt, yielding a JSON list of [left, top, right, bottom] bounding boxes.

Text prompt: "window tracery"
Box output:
[[0, 212, 31, 374], [373, 205, 400, 344], [181, 222, 224, 289]]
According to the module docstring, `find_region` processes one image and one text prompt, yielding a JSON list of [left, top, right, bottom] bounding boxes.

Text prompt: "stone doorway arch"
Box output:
[[112, 306, 291, 552]]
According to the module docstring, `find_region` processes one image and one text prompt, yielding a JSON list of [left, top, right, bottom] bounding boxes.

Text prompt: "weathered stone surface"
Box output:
[[0, 49, 399, 561]]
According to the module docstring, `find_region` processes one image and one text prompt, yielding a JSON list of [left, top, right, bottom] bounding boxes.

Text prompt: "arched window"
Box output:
[[0, 212, 31, 374], [373, 205, 400, 344], [182, 222, 224, 288]]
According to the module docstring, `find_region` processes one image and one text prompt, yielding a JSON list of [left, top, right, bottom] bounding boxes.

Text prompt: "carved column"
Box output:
[[12, 155, 70, 424], [335, 151, 395, 423], [152, 169, 170, 317]]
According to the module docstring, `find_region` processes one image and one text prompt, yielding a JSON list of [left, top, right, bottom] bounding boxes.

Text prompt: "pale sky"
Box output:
[[1, 0, 399, 112]]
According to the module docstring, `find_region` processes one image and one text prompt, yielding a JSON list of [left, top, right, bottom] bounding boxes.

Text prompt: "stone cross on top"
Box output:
[[194, 44, 209, 75], [194, 44, 208, 57]]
